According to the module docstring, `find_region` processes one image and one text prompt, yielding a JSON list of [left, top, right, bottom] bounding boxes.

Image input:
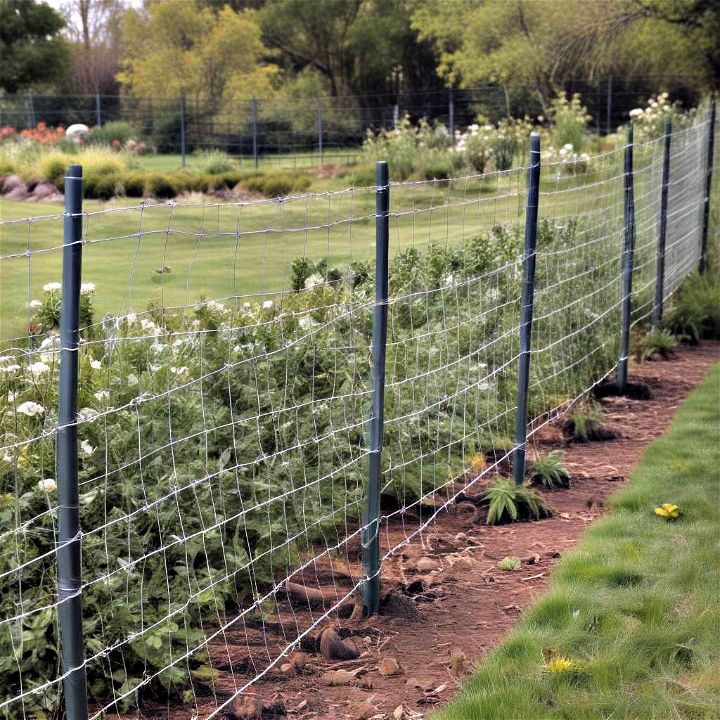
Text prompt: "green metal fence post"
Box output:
[[617, 122, 636, 393], [180, 95, 187, 168], [653, 117, 672, 328], [699, 99, 716, 274], [512, 133, 541, 485], [361, 160, 389, 615], [57, 164, 89, 720]]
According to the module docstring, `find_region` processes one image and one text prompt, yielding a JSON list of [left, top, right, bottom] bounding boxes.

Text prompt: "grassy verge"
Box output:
[[437, 362, 720, 720]]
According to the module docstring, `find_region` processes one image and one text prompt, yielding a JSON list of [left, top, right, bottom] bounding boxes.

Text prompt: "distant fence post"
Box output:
[[95, 93, 102, 127], [512, 132, 541, 485], [251, 98, 259, 169], [392, 104, 399, 128], [617, 122, 636, 393], [179, 96, 187, 168], [361, 160, 389, 615], [57, 164, 89, 720], [699, 99, 716, 275], [448, 87, 455, 146], [653, 117, 672, 328], [606, 75, 612, 134], [26, 93, 35, 128], [317, 98, 323, 165]]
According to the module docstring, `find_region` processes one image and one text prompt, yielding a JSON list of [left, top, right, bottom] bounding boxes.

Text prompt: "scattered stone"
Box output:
[[0, 175, 24, 194], [394, 705, 405, 720], [378, 656, 401, 676], [30, 181, 62, 201], [454, 532, 468, 543], [345, 699, 376, 719], [448, 555, 476, 572], [233, 694, 264, 719], [5, 184, 30, 200], [321, 669, 361, 686], [319, 627, 360, 660]]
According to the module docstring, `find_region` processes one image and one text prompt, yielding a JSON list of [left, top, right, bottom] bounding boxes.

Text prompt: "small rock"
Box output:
[[319, 627, 359, 660], [415, 556, 439, 572], [394, 705, 405, 720], [321, 669, 360, 686], [345, 699, 376, 719], [449, 555, 476, 572], [454, 532, 468, 543], [31, 181, 62, 201], [233, 694, 263, 719], [378, 656, 401, 676]]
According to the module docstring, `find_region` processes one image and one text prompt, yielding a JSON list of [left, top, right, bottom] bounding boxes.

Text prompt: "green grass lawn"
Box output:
[[436, 362, 720, 720]]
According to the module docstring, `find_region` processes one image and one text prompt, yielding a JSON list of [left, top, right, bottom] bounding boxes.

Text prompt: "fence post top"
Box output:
[[66, 164, 82, 179]]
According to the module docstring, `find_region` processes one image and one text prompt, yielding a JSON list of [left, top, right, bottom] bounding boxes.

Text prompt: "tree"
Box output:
[[411, 0, 715, 114], [59, 0, 126, 94], [117, 0, 277, 110], [0, 0, 71, 93]]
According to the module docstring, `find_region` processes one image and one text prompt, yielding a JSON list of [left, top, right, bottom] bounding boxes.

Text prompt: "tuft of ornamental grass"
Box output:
[[529, 450, 571, 489]]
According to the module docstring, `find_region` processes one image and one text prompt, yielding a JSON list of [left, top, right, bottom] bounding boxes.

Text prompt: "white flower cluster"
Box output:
[[43, 282, 61, 293], [304, 273, 325, 290]]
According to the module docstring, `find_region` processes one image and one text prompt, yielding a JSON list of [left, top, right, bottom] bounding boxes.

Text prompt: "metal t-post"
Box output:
[[653, 117, 672, 328], [361, 160, 389, 615], [57, 165, 89, 720], [699, 99, 716, 275], [317, 98, 323, 165], [512, 133, 541, 485], [95, 93, 102, 127], [180, 96, 187, 168], [252, 98, 259, 169], [448, 87, 455, 146], [617, 123, 636, 393]]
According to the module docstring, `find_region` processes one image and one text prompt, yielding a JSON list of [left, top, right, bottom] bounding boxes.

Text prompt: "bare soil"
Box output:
[[128, 341, 720, 720]]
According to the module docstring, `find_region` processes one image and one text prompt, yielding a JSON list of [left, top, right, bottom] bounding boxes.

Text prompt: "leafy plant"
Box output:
[[636, 329, 678, 361], [498, 556, 522, 571], [484, 478, 551, 525], [530, 451, 570, 489]]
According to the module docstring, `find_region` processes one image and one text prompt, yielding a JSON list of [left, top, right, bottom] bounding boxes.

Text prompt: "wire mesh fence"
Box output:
[[0, 79, 704, 165], [0, 106, 716, 719]]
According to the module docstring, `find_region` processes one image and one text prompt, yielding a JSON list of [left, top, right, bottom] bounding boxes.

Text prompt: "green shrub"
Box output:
[[242, 172, 311, 197], [529, 451, 571, 489], [197, 149, 236, 174], [564, 399, 615, 442], [213, 170, 246, 189], [84, 171, 123, 200], [663, 272, 720, 343], [89, 120, 141, 146], [484, 477, 551, 524], [122, 170, 147, 198], [145, 173, 177, 199], [36, 153, 67, 188]]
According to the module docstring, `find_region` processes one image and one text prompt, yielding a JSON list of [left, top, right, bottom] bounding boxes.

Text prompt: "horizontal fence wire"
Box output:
[[0, 110, 717, 719]]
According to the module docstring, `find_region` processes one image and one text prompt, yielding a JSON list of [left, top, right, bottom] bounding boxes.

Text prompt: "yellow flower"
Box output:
[[654, 503, 680, 519], [546, 656, 579, 673]]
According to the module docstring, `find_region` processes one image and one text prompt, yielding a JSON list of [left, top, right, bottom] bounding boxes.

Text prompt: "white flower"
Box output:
[[77, 407, 99, 422], [94, 390, 109, 402], [126, 311, 137, 326], [28, 362, 50, 377], [7, 392, 16, 403], [444, 274, 455, 286], [43, 282, 61, 293], [80, 283, 96, 295], [80, 440, 95, 458], [140, 319, 156, 331], [29, 299, 42, 309], [17, 401, 45, 416], [0, 364, 20, 374], [262, 300, 274, 309], [298, 315, 317, 330], [629, 108, 643, 119], [305, 273, 325, 290], [169, 366, 187, 375], [39, 334, 59, 350], [242, 302, 251, 309], [205, 299, 227, 313], [90, 359, 102, 370], [37, 478, 57, 493]]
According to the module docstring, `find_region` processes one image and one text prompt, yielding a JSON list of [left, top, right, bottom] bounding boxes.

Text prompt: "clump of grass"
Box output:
[[196, 149, 236, 175], [484, 477, 551, 525], [636, 328, 678, 361], [564, 399, 615, 442], [663, 272, 720, 343], [529, 450, 570, 489]]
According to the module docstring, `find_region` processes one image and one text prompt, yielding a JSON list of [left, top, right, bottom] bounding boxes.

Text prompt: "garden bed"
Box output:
[[111, 341, 720, 719]]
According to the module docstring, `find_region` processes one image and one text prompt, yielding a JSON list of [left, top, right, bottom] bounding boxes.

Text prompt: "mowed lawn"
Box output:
[[0, 154, 651, 343], [436, 362, 720, 720]]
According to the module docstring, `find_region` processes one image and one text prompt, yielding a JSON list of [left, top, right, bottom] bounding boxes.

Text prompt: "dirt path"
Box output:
[[131, 342, 720, 720]]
